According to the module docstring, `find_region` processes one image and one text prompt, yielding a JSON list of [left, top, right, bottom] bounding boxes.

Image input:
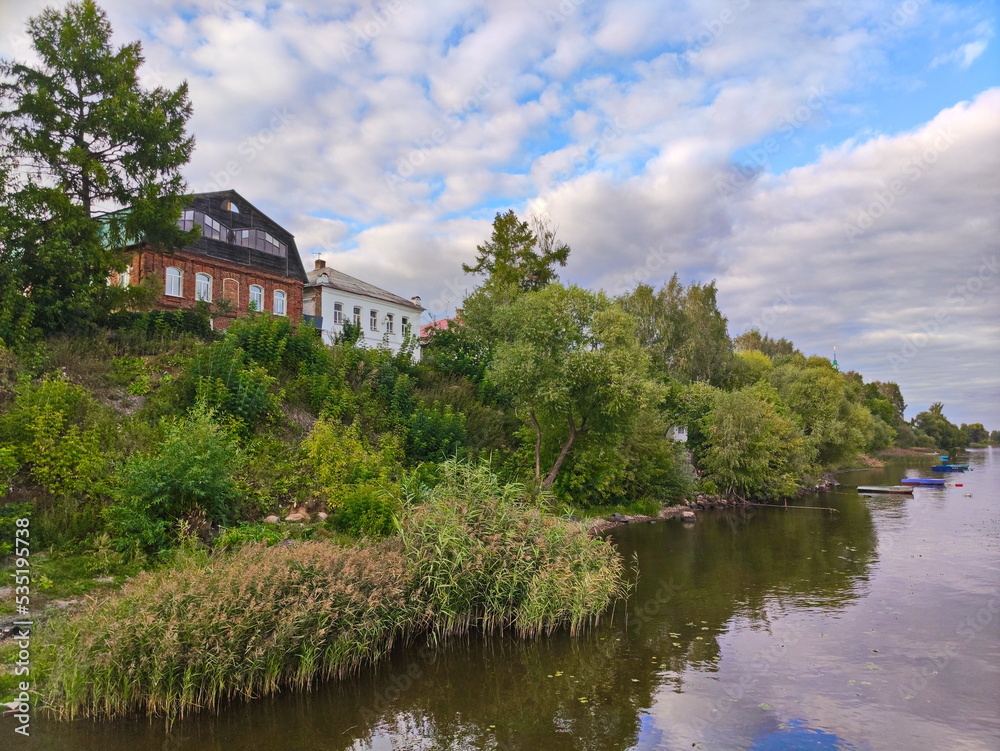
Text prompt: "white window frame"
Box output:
[[369, 309, 379, 331], [249, 284, 264, 311], [165, 266, 183, 297], [401, 316, 410, 335], [385, 313, 394, 334], [333, 302, 344, 325], [195, 272, 212, 302], [353, 306, 362, 326], [118, 268, 131, 287], [273, 289, 287, 316]]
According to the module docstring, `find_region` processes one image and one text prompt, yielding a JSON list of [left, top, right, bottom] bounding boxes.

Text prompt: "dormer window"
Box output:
[[221, 200, 239, 213]]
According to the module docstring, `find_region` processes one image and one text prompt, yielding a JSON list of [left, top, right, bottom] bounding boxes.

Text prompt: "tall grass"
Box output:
[[40, 461, 626, 720]]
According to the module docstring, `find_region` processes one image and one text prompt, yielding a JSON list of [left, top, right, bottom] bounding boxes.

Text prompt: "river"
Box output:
[[12, 449, 1000, 750]]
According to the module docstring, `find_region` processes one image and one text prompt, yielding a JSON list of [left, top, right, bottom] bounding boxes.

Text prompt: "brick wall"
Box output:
[[133, 248, 303, 329]]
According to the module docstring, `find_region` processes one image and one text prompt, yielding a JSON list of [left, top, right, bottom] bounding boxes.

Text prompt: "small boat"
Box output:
[[932, 464, 968, 471], [857, 485, 914, 494], [900, 478, 945, 486]]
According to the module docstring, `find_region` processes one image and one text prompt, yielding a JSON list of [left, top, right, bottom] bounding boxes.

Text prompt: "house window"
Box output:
[[370, 309, 378, 331], [178, 210, 195, 232], [353, 306, 362, 326], [401, 316, 410, 335], [333, 302, 344, 325], [202, 215, 224, 240], [385, 313, 394, 334], [249, 285, 264, 311], [165, 266, 182, 297], [274, 290, 287, 316], [195, 273, 212, 302], [118, 269, 131, 287]]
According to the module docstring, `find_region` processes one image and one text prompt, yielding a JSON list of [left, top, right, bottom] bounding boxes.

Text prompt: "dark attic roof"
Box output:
[[177, 190, 308, 284]]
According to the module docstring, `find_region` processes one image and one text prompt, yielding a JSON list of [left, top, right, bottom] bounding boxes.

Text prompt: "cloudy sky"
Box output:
[[2, 0, 998, 426]]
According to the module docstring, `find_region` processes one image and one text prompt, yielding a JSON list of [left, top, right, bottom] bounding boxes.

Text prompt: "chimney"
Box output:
[[410, 296, 421, 306], [315, 258, 326, 270]]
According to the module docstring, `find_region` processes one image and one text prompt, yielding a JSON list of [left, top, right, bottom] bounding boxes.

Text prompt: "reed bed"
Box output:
[[40, 461, 626, 720]]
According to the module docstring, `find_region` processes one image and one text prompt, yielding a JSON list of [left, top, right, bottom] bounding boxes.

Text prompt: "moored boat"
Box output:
[[857, 485, 914, 494], [900, 478, 946, 486], [932, 464, 968, 471]]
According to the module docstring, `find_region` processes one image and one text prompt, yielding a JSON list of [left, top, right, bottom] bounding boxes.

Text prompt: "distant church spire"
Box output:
[[832, 346, 839, 372]]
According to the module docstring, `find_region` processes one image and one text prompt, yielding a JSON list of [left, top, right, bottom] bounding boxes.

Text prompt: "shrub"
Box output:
[[405, 402, 466, 462], [107, 405, 240, 557], [327, 484, 399, 538], [300, 418, 401, 498]]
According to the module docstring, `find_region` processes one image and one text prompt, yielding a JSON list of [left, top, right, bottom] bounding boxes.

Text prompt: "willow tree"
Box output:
[[0, 0, 194, 339], [486, 284, 655, 489]]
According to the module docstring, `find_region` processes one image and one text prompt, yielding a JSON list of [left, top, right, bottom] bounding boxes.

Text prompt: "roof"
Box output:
[[419, 317, 457, 338], [306, 266, 424, 311]]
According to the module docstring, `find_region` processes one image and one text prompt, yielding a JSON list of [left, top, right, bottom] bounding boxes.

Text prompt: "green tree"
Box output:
[[699, 384, 810, 500], [486, 284, 656, 489], [913, 404, 964, 449], [0, 0, 194, 341], [462, 210, 569, 293], [733, 328, 798, 359], [618, 276, 734, 386], [769, 358, 875, 465], [960, 423, 988, 445]]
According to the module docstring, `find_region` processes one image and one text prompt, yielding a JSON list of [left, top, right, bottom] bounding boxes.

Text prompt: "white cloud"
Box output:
[[1, 0, 997, 424]]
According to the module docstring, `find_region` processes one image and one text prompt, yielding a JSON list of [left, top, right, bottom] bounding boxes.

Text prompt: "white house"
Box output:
[[302, 259, 424, 359]]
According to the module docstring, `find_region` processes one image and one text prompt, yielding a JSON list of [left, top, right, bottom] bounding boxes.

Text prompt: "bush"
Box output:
[[406, 402, 466, 462], [300, 418, 401, 499], [327, 484, 399, 538], [107, 406, 240, 557]]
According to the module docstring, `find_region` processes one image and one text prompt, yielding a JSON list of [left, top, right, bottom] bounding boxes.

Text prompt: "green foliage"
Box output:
[[961, 422, 988, 445], [107, 406, 240, 557], [729, 349, 773, 388], [421, 323, 491, 384], [553, 410, 693, 507], [700, 384, 811, 501], [400, 460, 626, 637], [733, 328, 798, 358], [406, 402, 466, 462], [769, 359, 875, 466], [0, 0, 193, 223], [213, 522, 289, 550], [327, 484, 399, 538], [171, 338, 282, 431], [0, 502, 32, 556], [486, 283, 657, 489], [300, 418, 401, 500], [0, 376, 111, 498], [618, 276, 734, 386], [0, 0, 195, 341], [41, 462, 625, 722], [462, 210, 569, 292], [105, 308, 213, 339], [913, 403, 965, 449]]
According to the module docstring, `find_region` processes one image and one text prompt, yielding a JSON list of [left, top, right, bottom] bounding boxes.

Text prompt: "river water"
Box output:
[[12, 449, 1000, 750]]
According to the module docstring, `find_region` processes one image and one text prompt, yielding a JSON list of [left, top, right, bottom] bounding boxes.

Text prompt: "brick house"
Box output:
[[115, 190, 307, 329]]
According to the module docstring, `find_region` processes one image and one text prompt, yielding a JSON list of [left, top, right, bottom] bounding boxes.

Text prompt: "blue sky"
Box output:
[[1, 0, 997, 427]]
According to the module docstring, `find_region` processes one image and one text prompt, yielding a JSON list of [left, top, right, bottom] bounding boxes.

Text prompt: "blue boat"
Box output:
[[932, 464, 968, 471], [901, 478, 945, 486]]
